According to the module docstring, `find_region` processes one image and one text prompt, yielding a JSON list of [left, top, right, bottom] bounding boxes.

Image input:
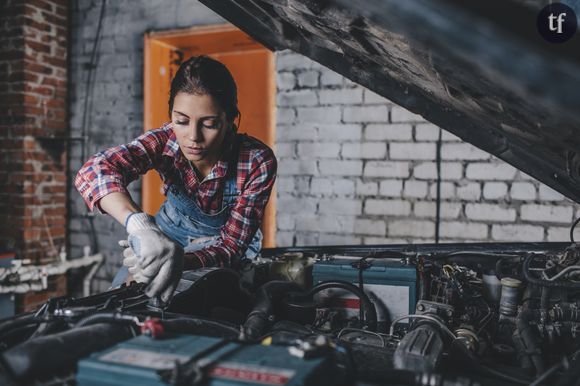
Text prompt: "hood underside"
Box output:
[[200, 0, 580, 203]]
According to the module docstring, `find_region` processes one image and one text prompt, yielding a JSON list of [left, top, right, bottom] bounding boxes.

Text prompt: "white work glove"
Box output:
[[121, 212, 184, 304]]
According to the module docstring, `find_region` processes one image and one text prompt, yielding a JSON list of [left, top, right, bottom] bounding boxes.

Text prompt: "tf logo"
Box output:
[[537, 3, 578, 43]]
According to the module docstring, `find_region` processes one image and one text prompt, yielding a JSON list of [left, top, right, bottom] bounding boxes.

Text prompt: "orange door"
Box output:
[[143, 25, 276, 247]]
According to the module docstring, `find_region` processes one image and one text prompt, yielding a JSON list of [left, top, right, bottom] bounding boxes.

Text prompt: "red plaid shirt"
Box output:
[[75, 123, 277, 268]]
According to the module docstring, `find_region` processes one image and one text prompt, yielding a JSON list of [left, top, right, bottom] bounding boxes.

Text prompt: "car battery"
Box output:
[[77, 334, 336, 386], [312, 257, 417, 331]]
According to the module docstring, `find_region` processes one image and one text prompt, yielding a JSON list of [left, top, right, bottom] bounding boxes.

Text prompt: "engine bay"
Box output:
[[2, 242, 580, 385]]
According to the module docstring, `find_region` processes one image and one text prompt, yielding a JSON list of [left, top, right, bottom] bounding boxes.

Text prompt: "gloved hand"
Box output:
[[122, 212, 184, 304], [118, 239, 142, 283]]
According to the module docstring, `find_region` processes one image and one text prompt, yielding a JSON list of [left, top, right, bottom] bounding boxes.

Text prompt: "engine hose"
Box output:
[[0, 322, 134, 382], [514, 308, 544, 375], [523, 254, 580, 288], [0, 325, 40, 350], [308, 280, 378, 332], [0, 315, 46, 341], [161, 318, 240, 339], [243, 281, 302, 340], [74, 312, 140, 328]]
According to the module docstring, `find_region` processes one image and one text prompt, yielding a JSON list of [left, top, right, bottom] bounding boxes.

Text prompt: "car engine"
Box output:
[[1, 242, 580, 385]]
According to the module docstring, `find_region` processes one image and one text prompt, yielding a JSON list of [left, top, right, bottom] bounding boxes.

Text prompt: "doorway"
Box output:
[[143, 24, 276, 247]]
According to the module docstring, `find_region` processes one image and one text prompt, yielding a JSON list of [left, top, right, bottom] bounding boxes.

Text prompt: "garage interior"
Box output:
[[1, 0, 580, 385]]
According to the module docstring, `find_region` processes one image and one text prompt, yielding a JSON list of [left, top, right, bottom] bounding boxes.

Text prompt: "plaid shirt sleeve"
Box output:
[[74, 126, 170, 212], [188, 145, 277, 268]]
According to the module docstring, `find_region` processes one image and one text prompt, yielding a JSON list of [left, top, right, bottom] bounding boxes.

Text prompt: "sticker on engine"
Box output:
[[208, 362, 296, 385], [98, 348, 190, 370], [315, 283, 410, 322]]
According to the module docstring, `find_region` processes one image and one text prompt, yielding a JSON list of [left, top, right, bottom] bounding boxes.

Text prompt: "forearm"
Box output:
[[183, 237, 240, 269], [98, 192, 142, 226]]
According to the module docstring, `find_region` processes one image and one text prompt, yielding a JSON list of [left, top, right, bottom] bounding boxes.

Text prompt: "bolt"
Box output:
[[417, 304, 425, 312]]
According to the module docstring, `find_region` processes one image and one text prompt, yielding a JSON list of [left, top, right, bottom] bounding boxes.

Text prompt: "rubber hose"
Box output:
[[308, 280, 378, 331], [524, 254, 580, 288], [0, 315, 45, 341], [0, 323, 134, 381], [243, 281, 302, 340], [515, 308, 544, 375]]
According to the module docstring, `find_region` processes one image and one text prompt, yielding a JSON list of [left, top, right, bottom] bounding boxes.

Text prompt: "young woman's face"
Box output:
[[171, 92, 230, 165]]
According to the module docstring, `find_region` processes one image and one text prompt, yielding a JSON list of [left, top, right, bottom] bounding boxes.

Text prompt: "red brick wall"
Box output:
[[0, 0, 69, 311]]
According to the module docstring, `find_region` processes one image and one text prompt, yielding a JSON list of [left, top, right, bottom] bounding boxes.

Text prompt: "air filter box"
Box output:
[[77, 334, 336, 386], [312, 257, 417, 331]]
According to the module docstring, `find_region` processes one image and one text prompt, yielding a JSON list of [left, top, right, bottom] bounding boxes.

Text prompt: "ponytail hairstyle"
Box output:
[[169, 55, 240, 132]]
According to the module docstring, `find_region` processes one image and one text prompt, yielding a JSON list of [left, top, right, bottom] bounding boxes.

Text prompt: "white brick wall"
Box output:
[[539, 185, 566, 201], [318, 124, 362, 141], [511, 182, 536, 200], [457, 182, 482, 201], [298, 142, 340, 158], [365, 199, 411, 216], [274, 51, 580, 246], [356, 179, 378, 195], [343, 105, 389, 123], [491, 225, 544, 241], [389, 220, 435, 238], [297, 106, 341, 123], [342, 143, 387, 159], [520, 204, 573, 223], [319, 160, 363, 176], [441, 222, 488, 240], [414, 202, 462, 219], [483, 182, 508, 200], [379, 180, 403, 197], [441, 144, 490, 160], [390, 143, 436, 160], [466, 163, 518, 180], [366, 123, 412, 141], [465, 204, 516, 222], [364, 161, 410, 178]]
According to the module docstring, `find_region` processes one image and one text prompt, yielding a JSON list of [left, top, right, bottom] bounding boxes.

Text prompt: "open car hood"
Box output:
[[200, 0, 580, 203]]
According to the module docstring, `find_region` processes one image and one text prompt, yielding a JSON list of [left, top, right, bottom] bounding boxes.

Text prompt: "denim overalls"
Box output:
[[111, 149, 263, 287]]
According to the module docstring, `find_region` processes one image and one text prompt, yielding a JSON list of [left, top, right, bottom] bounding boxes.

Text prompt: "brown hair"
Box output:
[[169, 56, 240, 130]]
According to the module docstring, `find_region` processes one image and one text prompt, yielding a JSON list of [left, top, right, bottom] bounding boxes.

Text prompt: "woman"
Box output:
[[75, 56, 277, 303]]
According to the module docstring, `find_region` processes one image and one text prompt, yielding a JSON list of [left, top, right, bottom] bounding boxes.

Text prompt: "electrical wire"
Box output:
[[524, 254, 580, 288], [80, 0, 107, 255], [74, 312, 142, 328], [570, 217, 580, 243], [542, 265, 580, 281], [80, 0, 107, 163], [435, 128, 442, 244]]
